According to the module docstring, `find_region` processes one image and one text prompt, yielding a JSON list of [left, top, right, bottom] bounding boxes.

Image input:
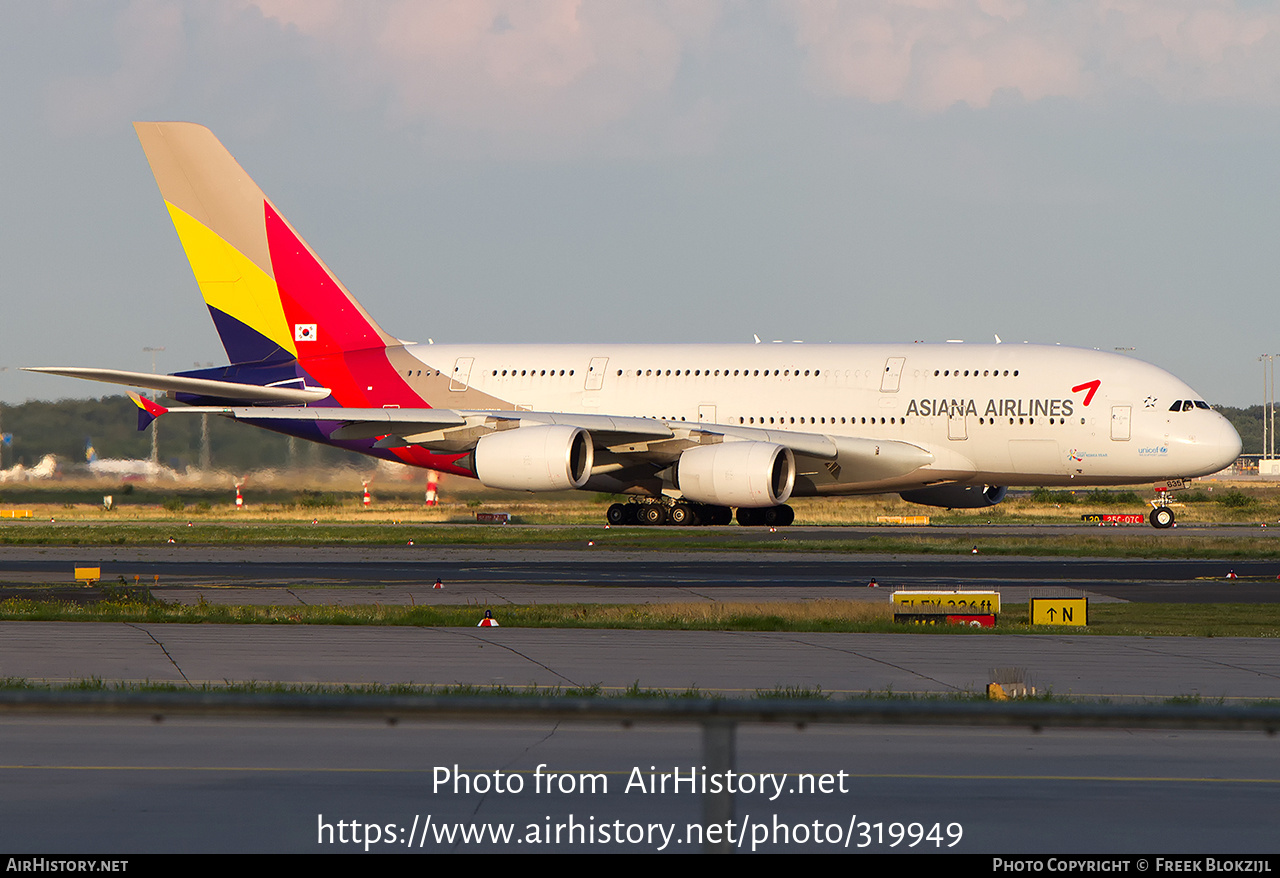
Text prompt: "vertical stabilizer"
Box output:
[[133, 122, 396, 365]]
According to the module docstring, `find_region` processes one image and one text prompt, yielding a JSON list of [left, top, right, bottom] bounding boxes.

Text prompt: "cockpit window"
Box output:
[[1194, 400, 1210, 409], [1169, 401, 1182, 411]]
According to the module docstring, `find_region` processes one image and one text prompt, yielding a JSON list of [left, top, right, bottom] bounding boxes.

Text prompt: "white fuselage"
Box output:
[[393, 342, 1241, 493]]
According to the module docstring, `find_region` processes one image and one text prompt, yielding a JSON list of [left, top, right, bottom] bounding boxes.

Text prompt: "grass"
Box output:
[[0, 677, 894, 700], [4, 479, 1280, 558], [2, 595, 1278, 637], [1083, 602, 1280, 637], [3, 677, 1272, 707], [0, 595, 901, 629], [7, 519, 1280, 559], [0, 677, 1058, 703], [3, 477, 1277, 527]]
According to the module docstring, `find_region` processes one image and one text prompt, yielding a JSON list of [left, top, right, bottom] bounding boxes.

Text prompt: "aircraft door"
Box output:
[[449, 357, 474, 391], [948, 408, 967, 440], [1111, 406, 1131, 441], [880, 357, 906, 392], [585, 357, 609, 391]]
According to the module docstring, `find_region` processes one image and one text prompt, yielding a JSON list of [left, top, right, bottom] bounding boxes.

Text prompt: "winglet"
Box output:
[[128, 392, 168, 431]]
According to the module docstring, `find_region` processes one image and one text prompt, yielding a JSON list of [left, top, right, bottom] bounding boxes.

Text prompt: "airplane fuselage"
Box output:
[[362, 341, 1240, 495]]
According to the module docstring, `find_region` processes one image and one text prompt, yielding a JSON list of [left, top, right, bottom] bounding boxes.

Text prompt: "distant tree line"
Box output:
[[0, 395, 368, 471]]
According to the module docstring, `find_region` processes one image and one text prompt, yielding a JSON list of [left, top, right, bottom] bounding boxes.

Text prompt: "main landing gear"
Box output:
[[735, 505, 795, 527], [605, 499, 793, 527]]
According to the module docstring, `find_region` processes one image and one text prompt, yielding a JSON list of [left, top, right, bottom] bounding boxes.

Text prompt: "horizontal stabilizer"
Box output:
[[154, 405, 470, 429], [126, 392, 168, 431], [23, 367, 331, 404]]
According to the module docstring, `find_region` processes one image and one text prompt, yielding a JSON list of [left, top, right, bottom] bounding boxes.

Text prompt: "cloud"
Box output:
[[34, 1, 1280, 146], [785, 0, 1280, 110], [248, 0, 723, 142]]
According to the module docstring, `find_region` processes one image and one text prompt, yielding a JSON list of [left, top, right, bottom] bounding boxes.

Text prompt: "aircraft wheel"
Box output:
[[736, 507, 760, 526], [640, 505, 667, 526], [606, 504, 629, 526], [778, 504, 795, 526], [1150, 507, 1175, 529], [761, 506, 783, 526], [668, 504, 692, 526], [710, 506, 732, 526]]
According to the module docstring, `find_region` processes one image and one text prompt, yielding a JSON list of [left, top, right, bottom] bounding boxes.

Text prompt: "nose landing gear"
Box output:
[[1149, 478, 1186, 529]]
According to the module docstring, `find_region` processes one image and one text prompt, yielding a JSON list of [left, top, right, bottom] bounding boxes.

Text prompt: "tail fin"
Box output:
[[133, 122, 397, 366]]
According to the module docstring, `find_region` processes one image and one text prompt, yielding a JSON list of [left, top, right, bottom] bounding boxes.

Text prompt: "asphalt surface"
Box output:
[[2, 623, 1280, 854], [4, 622, 1279, 700], [2, 716, 1276, 854], [1, 543, 1278, 603], [2, 532, 1278, 854]]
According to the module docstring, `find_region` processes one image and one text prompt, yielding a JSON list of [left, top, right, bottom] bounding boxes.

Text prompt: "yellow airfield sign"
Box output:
[[1030, 598, 1088, 627], [891, 591, 1000, 614]]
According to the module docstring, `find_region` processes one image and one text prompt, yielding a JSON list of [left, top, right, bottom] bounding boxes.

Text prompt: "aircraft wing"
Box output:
[[24, 367, 331, 404], [132, 397, 933, 483], [136, 401, 675, 447]]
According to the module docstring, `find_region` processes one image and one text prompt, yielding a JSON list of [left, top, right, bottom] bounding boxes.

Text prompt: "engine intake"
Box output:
[[473, 425, 593, 492], [673, 441, 795, 508]]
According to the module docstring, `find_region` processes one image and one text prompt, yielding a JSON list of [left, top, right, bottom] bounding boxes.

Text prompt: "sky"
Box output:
[[3, 0, 1280, 407]]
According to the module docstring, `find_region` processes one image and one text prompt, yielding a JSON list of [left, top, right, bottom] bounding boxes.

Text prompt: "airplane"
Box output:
[[84, 440, 175, 480], [27, 122, 1242, 529]]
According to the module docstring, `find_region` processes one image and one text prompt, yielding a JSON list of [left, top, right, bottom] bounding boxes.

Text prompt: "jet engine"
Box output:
[[673, 441, 795, 508], [899, 484, 1007, 508], [473, 425, 593, 492]]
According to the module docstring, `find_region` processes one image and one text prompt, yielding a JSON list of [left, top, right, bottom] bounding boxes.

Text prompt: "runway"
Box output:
[[1, 544, 1278, 604]]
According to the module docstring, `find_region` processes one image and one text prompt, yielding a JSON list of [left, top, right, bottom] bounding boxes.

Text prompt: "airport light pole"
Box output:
[[0, 366, 7, 471], [1261, 355, 1275, 465], [1260, 356, 1266, 464], [194, 362, 213, 471], [143, 347, 164, 467]]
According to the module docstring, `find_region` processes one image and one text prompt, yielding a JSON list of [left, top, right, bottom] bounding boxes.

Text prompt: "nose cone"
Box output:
[[1193, 412, 1243, 476]]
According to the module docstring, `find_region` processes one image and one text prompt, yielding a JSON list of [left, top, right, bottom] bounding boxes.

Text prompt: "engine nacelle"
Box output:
[[473, 425, 593, 492], [899, 484, 1008, 509], [673, 441, 795, 508]]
